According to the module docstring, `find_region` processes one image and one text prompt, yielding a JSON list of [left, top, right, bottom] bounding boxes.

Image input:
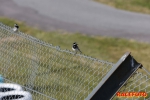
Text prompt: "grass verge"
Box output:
[[0, 17, 150, 70], [95, 0, 150, 14]]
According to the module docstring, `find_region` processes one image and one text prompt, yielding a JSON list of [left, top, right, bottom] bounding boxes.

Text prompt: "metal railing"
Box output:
[[0, 22, 149, 100]]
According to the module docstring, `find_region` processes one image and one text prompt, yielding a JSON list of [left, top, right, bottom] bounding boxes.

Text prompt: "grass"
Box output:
[[95, 0, 150, 14], [0, 17, 150, 68], [0, 17, 150, 100]]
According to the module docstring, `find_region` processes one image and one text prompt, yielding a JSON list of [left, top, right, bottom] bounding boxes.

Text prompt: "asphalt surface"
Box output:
[[1, 0, 150, 43]]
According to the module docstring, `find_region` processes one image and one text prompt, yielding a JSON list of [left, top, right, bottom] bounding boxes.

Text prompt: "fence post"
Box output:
[[85, 52, 142, 100]]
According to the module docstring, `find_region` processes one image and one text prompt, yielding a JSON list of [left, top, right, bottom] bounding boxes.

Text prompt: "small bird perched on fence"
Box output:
[[13, 23, 19, 32], [72, 42, 82, 54]]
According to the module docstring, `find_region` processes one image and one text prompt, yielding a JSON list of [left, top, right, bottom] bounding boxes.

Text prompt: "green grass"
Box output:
[[95, 0, 150, 14], [0, 17, 150, 100], [0, 17, 150, 68]]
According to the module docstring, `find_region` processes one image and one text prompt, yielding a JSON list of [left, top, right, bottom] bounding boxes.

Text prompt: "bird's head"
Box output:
[[73, 42, 78, 45], [14, 23, 19, 29], [14, 23, 18, 27]]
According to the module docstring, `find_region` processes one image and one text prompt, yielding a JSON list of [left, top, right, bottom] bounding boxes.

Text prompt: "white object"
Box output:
[[0, 83, 23, 96], [0, 91, 32, 100], [13, 27, 18, 32]]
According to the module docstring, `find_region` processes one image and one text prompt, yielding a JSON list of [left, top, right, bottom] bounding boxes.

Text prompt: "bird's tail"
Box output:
[[78, 49, 82, 54]]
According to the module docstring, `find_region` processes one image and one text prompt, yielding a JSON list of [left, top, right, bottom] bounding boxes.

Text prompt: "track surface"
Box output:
[[1, 0, 150, 42]]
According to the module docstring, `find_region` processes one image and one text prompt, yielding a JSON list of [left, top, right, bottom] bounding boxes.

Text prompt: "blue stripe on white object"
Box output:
[[0, 75, 4, 83], [0, 91, 32, 100]]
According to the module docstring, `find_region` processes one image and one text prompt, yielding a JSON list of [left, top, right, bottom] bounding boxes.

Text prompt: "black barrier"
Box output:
[[85, 52, 142, 100]]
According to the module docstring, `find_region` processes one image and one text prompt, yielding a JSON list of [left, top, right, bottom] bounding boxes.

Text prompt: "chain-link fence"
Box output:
[[116, 69, 150, 100], [0, 22, 114, 100], [0, 22, 149, 100]]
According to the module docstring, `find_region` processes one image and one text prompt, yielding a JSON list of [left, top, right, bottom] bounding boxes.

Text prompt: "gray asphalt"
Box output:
[[0, 0, 150, 43]]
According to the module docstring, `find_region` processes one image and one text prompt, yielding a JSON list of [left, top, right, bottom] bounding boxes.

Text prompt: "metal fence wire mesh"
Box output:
[[0, 22, 114, 100], [117, 70, 150, 100], [0, 22, 149, 100]]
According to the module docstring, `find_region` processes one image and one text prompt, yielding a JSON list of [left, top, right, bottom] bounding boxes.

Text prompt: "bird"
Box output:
[[72, 42, 82, 54], [13, 23, 19, 32]]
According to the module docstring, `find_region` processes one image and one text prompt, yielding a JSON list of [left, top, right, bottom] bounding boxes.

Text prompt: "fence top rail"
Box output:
[[142, 67, 150, 76]]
